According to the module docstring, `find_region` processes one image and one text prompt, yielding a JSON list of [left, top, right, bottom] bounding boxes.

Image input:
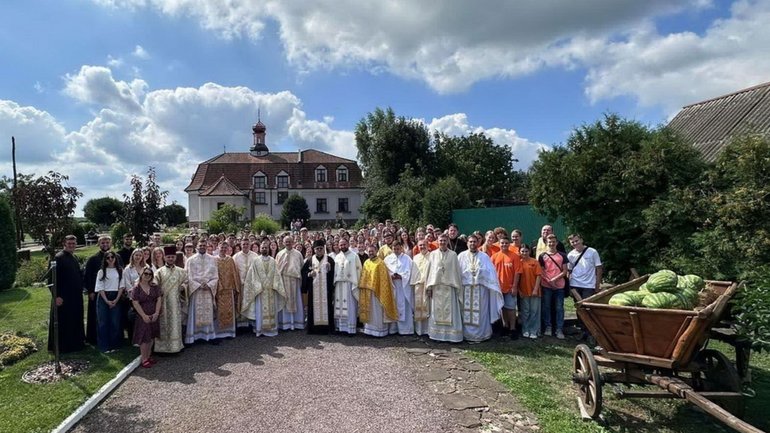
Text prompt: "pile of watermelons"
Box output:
[[608, 270, 705, 310]]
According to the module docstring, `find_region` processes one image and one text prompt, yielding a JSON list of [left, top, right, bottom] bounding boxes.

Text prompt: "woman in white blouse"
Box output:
[[95, 252, 125, 352], [122, 249, 147, 292]]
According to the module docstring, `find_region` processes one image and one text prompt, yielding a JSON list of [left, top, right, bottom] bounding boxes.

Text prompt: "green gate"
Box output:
[[451, 205, 568, 245]]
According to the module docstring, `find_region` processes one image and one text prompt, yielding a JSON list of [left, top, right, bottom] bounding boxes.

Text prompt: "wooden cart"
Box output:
[[572, 276, 764, 433]]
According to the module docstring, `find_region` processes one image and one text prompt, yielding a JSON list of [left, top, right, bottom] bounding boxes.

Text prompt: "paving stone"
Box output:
[[439, 394, 488, 410], [463, 363, 484, 372], [405, 348, 431, 355], [457, 410, 482, 428], [420, 368, 450, 381]]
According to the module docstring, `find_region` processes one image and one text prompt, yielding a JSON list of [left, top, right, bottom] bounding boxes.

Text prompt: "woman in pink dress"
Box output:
[[131, 267, 163, 368]]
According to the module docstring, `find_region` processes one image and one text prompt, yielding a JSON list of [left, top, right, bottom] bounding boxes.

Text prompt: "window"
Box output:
[[316, 167, 327, 182], [338, 197, 349, 213], [254, 175, 266, 189], [316, 198, 328, 213], [254, 192, 266, 204], [277, 175, 289, 188], [337, 166, 348, 182], [277, 192, 288, 204], [217, 202, 225, 209]]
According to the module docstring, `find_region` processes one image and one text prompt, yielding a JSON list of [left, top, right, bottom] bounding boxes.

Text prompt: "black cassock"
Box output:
[[48, 250, 85, 353], [300, 257, 335, 334]]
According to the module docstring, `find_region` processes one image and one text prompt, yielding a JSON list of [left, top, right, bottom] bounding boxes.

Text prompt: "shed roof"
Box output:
[[668, 81, 770, 162]]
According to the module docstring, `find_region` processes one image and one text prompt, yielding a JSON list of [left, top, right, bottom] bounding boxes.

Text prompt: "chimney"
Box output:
[[297, 149, 303, 163]]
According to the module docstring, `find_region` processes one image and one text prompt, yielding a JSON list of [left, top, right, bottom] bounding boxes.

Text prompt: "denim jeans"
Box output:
[[542, 288, 564, 332], [519, 296, 541, 336], [96, 292, 122, 352], [573, 286, 595, 333]]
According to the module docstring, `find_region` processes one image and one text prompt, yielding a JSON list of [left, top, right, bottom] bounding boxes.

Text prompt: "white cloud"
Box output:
[[63, 65, 147, 113], [427, 113, 548, 170], [132, 44, 150, 59], [106, 55, 124, 68], [33, 81, 45, 94], [0, 100, 68, 163]]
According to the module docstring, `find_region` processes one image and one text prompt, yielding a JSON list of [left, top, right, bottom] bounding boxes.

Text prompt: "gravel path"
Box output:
[[71, 333, 461, 433]]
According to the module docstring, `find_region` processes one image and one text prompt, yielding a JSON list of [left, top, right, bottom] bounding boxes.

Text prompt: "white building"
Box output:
[[185, 119, 364, 227]]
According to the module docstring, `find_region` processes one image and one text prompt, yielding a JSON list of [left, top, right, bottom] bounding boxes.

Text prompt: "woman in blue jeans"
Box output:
[[95, 252, 125, 352], [538, 235, 569, 339]]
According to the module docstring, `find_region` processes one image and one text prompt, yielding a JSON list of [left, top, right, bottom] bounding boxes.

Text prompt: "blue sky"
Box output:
[[1, 0, 768, 215]]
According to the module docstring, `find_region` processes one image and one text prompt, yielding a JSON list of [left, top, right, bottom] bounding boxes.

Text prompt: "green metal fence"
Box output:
[[451, 205, 568, 245]]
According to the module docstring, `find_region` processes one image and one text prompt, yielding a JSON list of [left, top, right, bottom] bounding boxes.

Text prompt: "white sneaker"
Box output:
[[544, 326, 552, 336], [522, 332, 530, 338], [529, 333, 538, 340], [556, 330, 565, 340]]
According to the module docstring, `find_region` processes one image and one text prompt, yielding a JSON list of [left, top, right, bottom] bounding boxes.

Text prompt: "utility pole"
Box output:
[[12, 137, 23, 250]]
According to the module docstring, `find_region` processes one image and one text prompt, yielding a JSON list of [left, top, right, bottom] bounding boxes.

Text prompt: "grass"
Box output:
[[466, 337, 769, 433], [0, 281, 135, 433]]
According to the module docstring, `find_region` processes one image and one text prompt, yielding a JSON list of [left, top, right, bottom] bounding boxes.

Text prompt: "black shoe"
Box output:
[[510, 330, 519, 340], [209, 339, 221, 345]]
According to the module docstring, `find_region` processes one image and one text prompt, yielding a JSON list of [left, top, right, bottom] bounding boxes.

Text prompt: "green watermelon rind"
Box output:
[[641, 292, 679, 309]]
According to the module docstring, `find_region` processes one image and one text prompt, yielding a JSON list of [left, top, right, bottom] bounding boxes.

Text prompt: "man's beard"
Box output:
[[261, 251, 269, 256], [340, 247, 348, 253]]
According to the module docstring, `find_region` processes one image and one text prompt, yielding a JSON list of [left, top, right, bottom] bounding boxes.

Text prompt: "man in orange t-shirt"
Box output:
[[491, 237, 521, 339]]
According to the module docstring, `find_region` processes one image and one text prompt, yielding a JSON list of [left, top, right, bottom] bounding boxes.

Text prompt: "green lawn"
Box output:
[[0, 274, 134, 432], [467, 337, 769, 433]]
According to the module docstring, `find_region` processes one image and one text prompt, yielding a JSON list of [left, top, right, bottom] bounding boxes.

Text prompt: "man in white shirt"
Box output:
[[567, 233, 603, 340]]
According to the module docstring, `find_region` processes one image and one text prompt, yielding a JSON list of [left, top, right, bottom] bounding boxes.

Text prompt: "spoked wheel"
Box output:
[[573, 344, 603, 418], [692, 349, 745, 418]]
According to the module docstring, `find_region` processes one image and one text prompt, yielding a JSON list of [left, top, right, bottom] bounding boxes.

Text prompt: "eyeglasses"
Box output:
[[106, 256, 116, 260]]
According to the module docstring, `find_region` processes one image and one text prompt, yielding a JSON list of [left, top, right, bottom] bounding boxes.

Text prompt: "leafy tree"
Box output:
[[434, 132, 519, 202], [14, 171, 82, 259], [422, 177, 470, 229], [280, 194, 310, 229], [83, 196, 123, 227], [161, 202, 187, 227], [0, 198, 17, 291], [207, 204, 245, 234], [120, 167, 167, 245], [529, 114, 705, 281], [0, 173, 34, 247], [252, 213, 280, 235], [392, 168, 428, 229]]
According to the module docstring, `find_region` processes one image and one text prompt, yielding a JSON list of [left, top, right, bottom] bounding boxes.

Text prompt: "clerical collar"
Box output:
[[166, 264, 174, 268]]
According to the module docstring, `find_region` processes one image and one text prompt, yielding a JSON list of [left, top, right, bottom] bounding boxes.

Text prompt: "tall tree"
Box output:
[[422, 176, 470, 230], [120, 167, 167, 245], [15, 172, 82, 259], [0, 198, 17, 291], [529, 114, 704, 280], [281, 194, 311, 229], [207, 204, 245, 234], [83, 196, 123, 226], [392, 168, 428, 229], [161, 202, 188, 227]]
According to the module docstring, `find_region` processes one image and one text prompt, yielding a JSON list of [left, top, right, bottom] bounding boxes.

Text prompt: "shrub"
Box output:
[[80, 221, 98, 235], [0, 333, 38, 369], [161, 234, 177, 244], [0, 198, 17, 291], [15, 257, 49, 288], [110, 222, 129, 245], [251, 213, 280, 235], [280, 194, 310, 228]]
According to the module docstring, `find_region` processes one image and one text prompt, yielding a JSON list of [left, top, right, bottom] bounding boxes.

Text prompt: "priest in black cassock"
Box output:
[[300, 240, 335, 334], [48, 235, 85, 353], [83, 235, 121, 345]]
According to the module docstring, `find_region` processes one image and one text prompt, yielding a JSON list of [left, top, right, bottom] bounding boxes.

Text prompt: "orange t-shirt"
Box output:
[[412, 242, 438, 256], [518, 257, 542, 297], [491, 249, 521, 295], [480, 243, 500, 257]]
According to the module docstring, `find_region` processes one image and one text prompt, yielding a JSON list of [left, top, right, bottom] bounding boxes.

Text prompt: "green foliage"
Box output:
[[422, 177, 470, 229], [110, 221, 130, 245], [83, 196, 122, 227], [207, 204, 245, 235], [529, 114, 705, 281], [280, 194, 311, 228], [161, 202, 187, 226], [80, 221, 98, 236], [120, 167, 167, 246], [0, 198, 17, 291], [161, 234, 177, 244], [251, 213, 280, 235], [0, 334, 37, 369], [733, 267, 770, 352], [14, 257, 48, 288], [391, 168, 427, 229]]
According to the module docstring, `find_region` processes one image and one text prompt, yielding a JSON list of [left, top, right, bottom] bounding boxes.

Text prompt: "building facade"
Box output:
[[185, 119, 364, 227]]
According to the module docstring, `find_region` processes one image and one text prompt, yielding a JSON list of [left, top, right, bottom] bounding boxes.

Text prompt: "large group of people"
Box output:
[[47, 221, 603, 368]]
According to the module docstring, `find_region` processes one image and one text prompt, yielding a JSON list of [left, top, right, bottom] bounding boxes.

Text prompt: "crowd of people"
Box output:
[[47, 221, 603, 368]]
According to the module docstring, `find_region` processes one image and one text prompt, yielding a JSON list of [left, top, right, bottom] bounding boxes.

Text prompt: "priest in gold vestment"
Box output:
[[215, 243, 241, 339], [154, 246, 187, 353], [359, 244, 398, 337], [425, 233, 464, 343], [333, 238, 361, 334], [276, 236, 305, 330], [242, 242, 286, 337], [411, 239, 432, 335]]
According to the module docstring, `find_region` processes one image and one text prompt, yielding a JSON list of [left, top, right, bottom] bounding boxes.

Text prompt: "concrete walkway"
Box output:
[[71, 332, 539, 433]]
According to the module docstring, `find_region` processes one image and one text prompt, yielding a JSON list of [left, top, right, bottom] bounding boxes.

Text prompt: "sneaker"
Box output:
[[544, 326, 552, 337], [556, 330, 565, 340], [522, 332, 531, 338], [529, 333, 538, 340]]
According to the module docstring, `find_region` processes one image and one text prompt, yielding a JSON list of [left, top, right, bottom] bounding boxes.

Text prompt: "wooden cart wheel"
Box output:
[[692, 349, 745, 418], [573, 344, 603, 418]]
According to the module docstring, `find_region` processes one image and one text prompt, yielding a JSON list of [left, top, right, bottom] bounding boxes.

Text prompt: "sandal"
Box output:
[[141, 360, 153, 368], [148, 358, 157, 365]]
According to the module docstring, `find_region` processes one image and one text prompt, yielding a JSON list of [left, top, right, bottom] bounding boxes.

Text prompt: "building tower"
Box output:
[[250, 110, 268, 157]]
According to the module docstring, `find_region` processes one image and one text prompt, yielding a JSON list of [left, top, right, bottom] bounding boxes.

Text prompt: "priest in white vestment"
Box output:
[[185, 240, 219, 343], [384, 242, 416, 335], [426, 233, 464, 343], [410, 239, 431, 335], [232, 239, 258, 327], [457, 234, 504, 342], [333, 238, 361, 334], [242, 242, 287, 337], [276, 236, 305, 330]]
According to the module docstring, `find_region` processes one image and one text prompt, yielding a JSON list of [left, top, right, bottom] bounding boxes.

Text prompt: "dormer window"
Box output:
[[253, 172, 267, 189], [336, 166, 348, 182], [276, 171, 289, 188], [316, 166, 327, 182]]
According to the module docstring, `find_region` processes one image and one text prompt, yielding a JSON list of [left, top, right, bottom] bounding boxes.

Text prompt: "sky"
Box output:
[[1, 0, 769, 216]]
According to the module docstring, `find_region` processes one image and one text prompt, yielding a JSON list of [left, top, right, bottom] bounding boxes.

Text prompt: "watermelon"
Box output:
[[609, 293, 635, 306], [673, 292, 694, 310], [638, 282, 650, 294], [641, 292, 679, 309], [681, 274, 705, 291], [682, 288, 699, 304], [646, 270, 679, 293], [625, 291, 648, 306]]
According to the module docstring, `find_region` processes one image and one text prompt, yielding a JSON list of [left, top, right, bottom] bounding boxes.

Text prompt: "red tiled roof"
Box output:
[[668, 81, 770, 162], [185, 149, 364, 192], [199, 175, 247, 196]]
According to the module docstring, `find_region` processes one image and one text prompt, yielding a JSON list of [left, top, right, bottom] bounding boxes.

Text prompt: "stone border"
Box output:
[[52, 356, 141, 433]]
